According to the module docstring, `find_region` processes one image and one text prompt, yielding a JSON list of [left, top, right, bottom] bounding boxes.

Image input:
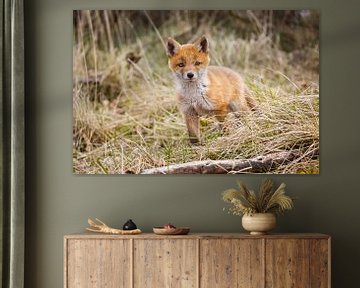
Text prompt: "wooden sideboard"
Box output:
[[64, 233, 330, 288]]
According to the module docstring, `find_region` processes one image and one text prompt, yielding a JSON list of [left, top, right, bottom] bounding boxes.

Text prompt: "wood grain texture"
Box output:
[[65, 233, 330, 240], [265, 239, 310, 288], [310, 239, 330, 288], [64, 234, 330, 288], [200, 239, 264, 288], [133, 239, 197, 288], [66, 239, 131, 288]]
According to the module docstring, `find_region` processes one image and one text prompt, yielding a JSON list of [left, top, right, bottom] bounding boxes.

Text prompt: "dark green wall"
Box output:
[[25, 0, 360, 287]]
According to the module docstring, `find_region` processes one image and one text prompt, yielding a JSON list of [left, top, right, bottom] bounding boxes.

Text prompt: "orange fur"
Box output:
[[166, 36, 255, 143]]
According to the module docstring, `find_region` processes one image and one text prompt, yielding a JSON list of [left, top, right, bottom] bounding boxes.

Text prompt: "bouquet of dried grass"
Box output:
[[222, 179, 294, 216]]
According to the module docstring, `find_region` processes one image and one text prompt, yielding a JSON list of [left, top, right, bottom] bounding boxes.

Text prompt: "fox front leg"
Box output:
[[184, 113, 200, 144]]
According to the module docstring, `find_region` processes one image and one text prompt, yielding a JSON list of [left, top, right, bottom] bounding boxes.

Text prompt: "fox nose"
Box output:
[[187, 72, 194, 79]]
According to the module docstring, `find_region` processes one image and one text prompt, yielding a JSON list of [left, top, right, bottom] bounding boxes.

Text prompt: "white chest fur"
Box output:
[[175, 75, 214, 116]]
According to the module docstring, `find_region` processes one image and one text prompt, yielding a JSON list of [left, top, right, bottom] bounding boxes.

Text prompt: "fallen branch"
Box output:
[[141, 149, 319, 174], [86, 218, 142, 235]]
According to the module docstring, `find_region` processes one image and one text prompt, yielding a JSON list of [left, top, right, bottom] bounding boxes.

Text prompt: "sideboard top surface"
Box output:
[[64, 232, 330, 240]]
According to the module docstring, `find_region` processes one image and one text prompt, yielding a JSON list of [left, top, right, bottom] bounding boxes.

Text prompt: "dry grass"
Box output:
[[73, 10, 319, 174]]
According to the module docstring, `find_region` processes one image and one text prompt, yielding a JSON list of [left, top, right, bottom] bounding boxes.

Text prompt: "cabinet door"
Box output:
[[266, 239, 310, 287], [66, 239, 131, 288], [309, 239, 330, 288], [134, 239, 198, 288], [200, 239, 264, 288]]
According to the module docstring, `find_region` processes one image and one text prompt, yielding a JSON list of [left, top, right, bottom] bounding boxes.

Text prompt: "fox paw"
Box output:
[[189, 137, 202, 145]]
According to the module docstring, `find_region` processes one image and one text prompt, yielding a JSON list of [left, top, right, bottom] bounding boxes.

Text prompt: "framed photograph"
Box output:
[[73, 10, 319, 174]]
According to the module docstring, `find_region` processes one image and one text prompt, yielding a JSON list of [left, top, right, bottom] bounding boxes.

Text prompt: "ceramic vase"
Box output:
[[242, 213, 276, 235]]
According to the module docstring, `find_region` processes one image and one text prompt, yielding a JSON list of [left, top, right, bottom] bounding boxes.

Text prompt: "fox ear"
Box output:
[[194, 35, 209, 53], [166, 38, 181, 57]]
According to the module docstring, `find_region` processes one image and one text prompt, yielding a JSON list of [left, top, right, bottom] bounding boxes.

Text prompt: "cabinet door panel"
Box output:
[[265, 239, 310, 288], [66, 239, 131, 288], [200, 239, 264, 288], [134, 239, 198, 288], [310, 239, 330, 288]]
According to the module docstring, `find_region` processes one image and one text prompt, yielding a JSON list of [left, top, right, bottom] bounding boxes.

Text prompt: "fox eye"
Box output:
[[195, 61, 202, 66], [177, 63, 185, 67]]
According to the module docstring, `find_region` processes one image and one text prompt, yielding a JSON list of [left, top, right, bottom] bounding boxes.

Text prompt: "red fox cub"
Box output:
[[166, 35, 255, 143]]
